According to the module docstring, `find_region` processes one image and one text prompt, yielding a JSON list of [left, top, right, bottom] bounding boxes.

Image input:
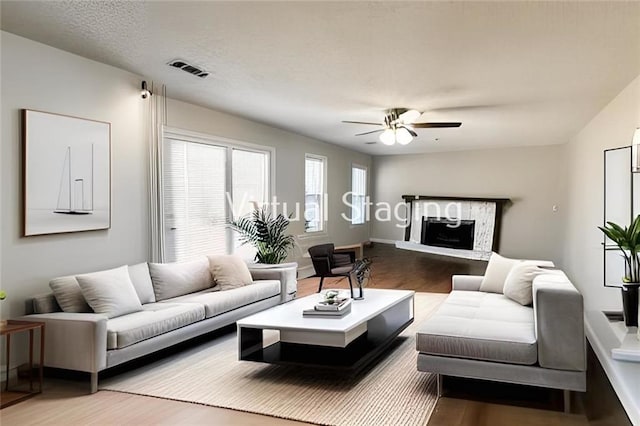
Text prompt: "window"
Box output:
[[305, 154, 326, 233], [231, 148, 269, 260], [351, 165, 367, 225], [162, 134, 270, 262]]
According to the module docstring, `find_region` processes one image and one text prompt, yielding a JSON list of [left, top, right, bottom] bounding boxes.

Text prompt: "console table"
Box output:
[[585, 310, 639, 424], [0, 320, 45, 408]]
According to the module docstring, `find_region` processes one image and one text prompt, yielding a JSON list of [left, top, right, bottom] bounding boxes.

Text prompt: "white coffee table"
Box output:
[[237, 289, 414, 372]]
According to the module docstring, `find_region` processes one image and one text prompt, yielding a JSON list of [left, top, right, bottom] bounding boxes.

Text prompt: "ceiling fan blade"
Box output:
[[355, 129, 385, 136], [398, 109, 422, 124], [399, 125, 418, 137], [342, 120, 382, 126], [412, 122, 462, 128]]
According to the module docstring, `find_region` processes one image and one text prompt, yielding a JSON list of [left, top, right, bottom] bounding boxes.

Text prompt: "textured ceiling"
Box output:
[[2, 1, 640, 155]]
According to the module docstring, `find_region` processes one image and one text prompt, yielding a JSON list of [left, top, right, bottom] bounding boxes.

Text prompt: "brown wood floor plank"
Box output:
[[297, 242, 487, 297], [0, 379, 310, 425], [429, 398, 588, 426]]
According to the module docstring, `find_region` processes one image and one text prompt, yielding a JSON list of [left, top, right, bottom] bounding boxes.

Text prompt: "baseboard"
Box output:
[[369, 238, 397, 245], [297, 265, 315, 279]]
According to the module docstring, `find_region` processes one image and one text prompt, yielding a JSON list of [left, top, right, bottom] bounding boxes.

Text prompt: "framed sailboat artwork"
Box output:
[[22, 110, 111, 236]]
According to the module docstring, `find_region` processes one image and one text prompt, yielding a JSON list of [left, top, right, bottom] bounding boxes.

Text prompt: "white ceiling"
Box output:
[[2, 1, 640, 155]]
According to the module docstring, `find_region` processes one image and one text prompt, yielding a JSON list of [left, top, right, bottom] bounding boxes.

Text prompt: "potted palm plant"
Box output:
[[599, 215, 640, 327], [230, 206, 295, 264]]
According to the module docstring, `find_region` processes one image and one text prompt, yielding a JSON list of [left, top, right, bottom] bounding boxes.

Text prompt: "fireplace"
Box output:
[[397, 195, 508, 260], [421, 217, 475, 250]]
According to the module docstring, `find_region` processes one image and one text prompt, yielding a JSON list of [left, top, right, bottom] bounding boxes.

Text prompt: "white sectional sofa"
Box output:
[[416, 261, 586, 412], [22, 256, 297, 392]]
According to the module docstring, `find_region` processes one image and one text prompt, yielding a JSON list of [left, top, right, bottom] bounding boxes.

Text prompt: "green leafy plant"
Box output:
[[599, 215, 640, 283], [230, 206, 295, 264]]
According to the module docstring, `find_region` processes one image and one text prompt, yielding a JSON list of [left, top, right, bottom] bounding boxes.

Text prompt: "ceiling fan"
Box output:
[[343, 108, 461, 146]]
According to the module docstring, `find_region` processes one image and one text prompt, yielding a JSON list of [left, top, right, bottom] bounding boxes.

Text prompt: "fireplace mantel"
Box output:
[[398, 195, 511, 260]]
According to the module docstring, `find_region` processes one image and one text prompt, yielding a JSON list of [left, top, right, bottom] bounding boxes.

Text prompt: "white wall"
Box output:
[[0, 32, 372, 323], [165, 99, 371, 270], [562, 74, 640, 311], [371, 145, 565, 262], [1, 32, 149, 320]]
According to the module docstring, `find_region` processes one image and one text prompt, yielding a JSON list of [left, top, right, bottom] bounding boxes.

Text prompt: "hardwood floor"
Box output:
[[297, 242, 487, 297], [1, 379, 309, 426], [429, 398, 587, 426], [1, 243, 590, 425]]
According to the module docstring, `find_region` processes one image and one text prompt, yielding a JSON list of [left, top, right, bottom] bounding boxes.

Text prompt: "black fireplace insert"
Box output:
[[421, 217, 475, 250]]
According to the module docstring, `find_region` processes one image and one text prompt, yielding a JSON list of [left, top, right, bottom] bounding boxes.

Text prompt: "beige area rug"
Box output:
[[101, 292, 446, 426]]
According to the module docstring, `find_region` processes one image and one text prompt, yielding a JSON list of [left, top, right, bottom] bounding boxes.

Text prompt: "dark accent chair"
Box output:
[[308, 243, 356, 298]]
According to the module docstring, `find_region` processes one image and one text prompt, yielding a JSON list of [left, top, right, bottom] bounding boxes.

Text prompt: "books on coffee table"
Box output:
[[303, 298, 352, 317], [315, 298, 351, 311], [303, 303, 352, 317]]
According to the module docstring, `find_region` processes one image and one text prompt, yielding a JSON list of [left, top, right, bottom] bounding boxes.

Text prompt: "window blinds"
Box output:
[[352, 166, 367, 225], [162, 139, 270, 262], [163, 139, 227, 262], [305, 155, 325, 232]]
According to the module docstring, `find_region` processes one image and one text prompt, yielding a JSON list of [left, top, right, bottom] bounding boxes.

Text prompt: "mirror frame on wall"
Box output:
[[603, 145, 638, 288]]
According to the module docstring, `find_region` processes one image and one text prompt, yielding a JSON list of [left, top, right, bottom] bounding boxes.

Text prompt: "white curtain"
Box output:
[[147, 83, 167, 262]]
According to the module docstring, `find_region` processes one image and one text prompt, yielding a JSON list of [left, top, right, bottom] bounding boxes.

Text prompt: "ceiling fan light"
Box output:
[[396, 127, 413, 145], [380, 129, 396, 145], [399, 109, 421, 124]]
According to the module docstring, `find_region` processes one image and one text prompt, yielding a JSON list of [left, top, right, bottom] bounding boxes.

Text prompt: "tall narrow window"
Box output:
[[305, 154, 326, 233], [351, 165, 367, 225], [162, 134, 271, 262], [232, 148, 269, 259]]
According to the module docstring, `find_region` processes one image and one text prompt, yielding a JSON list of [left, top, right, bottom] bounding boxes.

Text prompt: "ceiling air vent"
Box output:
[[167, 59, 210, 78]]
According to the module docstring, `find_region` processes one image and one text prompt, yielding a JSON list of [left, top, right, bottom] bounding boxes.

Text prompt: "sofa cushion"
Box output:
[[480, 254, 557, 294], [49, 275, 93, 313], [31, 293, 61, 314], [503, 263, 545, 306], [128, 262, 156, 304], [479, 253, 521, 294], [416, 291, 537, 365], [106, 302, 205, 349], [77, 266, 143, 319], [149, 257, 214, 301], [163, 280, 280, 318], [208, 255, 253, 290], [50, 264, 159, 313]]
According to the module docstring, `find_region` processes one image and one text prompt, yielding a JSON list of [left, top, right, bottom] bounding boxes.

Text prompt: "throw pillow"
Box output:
[[128, 262, 156, 304], [148, 257, 213, 301], [208, 255, 253, 290], [76, 266, 143, 318], [49, 275, 93, 313], [479, 252, 522, 294], [503, 263, 546, 305]]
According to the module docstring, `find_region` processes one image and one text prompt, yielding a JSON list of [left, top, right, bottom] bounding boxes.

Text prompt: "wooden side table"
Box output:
[[0, 320, 45, 409], [335, 242, 364, 260]]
